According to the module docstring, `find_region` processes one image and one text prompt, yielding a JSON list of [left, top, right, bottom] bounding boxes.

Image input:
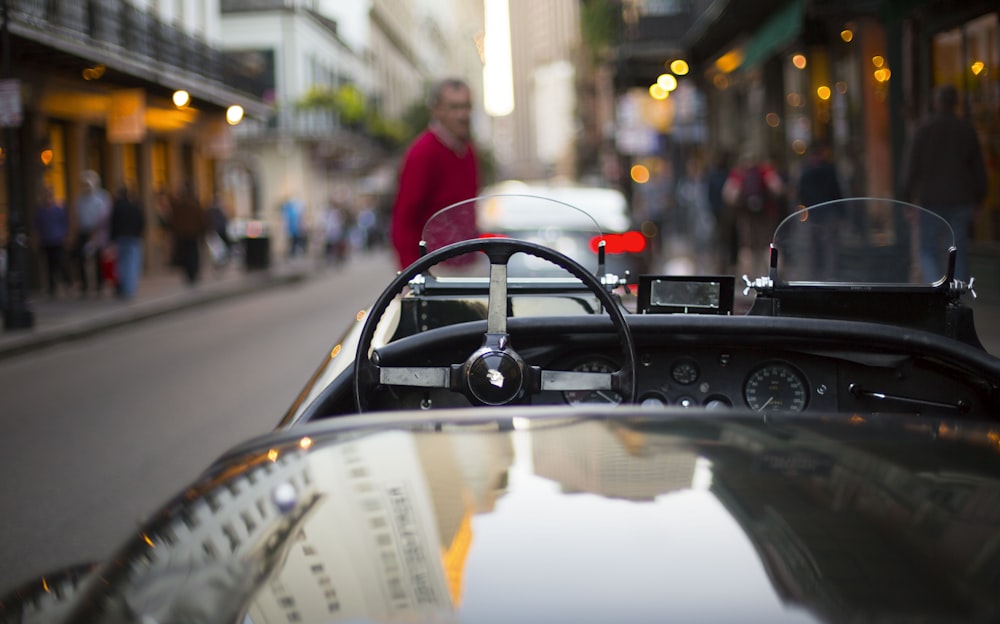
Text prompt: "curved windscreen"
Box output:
[[771, 198, 955, 286], [421, 192, 615, 277]]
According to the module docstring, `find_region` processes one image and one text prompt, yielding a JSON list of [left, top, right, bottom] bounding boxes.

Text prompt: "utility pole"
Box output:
[[2, 0, 33, 329]]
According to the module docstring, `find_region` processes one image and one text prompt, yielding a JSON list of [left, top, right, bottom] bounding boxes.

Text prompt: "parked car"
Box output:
[[4, 197, 1000, 623]]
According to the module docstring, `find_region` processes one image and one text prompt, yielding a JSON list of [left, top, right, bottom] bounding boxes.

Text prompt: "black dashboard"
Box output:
[[361, 314, 1000, 420]]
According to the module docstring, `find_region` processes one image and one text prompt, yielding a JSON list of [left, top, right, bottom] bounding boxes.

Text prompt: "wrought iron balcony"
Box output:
[[8, 0, 257, 110]]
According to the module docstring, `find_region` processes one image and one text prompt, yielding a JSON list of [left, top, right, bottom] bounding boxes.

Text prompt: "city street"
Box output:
[[0, 251, 396, 592], [3, 244, 1000, 596]]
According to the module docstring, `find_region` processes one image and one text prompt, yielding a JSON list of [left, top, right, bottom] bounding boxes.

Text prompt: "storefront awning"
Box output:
[[739, 0, 804, 71]]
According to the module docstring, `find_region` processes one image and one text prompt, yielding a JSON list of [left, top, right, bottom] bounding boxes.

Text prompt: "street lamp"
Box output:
[[172, 89, 190, 108], [226, 105, 244, 125]]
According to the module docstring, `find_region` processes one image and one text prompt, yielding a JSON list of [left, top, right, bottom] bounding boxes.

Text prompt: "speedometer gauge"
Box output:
[[744, 363, 808, 413], [563, 358, 622, 406]]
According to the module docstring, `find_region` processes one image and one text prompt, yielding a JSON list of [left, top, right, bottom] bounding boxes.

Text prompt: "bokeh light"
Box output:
[[172, 90, 190, 108], [656, 73, 678, 91], [631, 164, 650, 184], [226, 105, 244, 125]]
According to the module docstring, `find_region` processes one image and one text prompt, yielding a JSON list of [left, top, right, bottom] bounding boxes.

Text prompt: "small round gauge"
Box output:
[[670, 359, 700, 385], [563, 358, 623, 406], [640, 394, 667, 407], [744, 363, 809, 413]]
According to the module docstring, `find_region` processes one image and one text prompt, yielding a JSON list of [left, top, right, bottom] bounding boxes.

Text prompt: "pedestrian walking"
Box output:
[[109, 182, 146, 299], [281, 196, 306, 258], [390, 77, 480, 269], [722, 147, 785, 278], [72, 170, 112, 297], [322, 200, 350, 265], [706, 150, 735, 274], [206, 192, 234, 268], [797, 141, 844, 279], [168, 182, 208, 285], [900, 84, 988, 282], [33, 186, 71, 297]]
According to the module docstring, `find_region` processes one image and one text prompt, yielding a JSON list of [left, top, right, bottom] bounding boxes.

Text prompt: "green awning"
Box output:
[[739, 0, 804, 71]]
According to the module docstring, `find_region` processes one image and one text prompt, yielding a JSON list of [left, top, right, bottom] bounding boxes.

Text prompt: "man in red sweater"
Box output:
[[390, 78, 480, 269]]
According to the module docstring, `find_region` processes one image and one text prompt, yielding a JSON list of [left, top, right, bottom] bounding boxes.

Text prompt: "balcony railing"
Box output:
[[11, 0, 230, 90], [233, 108, 345, 140]]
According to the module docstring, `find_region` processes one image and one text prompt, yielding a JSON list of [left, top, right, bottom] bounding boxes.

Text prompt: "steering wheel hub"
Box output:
[[467, 349, 524, 405]]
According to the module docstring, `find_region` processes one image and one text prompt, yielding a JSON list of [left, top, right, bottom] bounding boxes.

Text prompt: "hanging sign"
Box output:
[[108, 89, 147, 143]]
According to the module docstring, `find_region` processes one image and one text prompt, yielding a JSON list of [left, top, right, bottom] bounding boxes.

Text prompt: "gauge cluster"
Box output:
[[552, 348, 837, 414]]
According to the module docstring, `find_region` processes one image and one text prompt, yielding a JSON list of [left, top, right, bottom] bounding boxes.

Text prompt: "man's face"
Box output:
[[433, 85, 472, 143]]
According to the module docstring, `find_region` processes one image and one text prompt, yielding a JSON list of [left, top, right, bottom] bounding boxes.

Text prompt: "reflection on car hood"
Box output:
[[11, 409, 1000, 623]]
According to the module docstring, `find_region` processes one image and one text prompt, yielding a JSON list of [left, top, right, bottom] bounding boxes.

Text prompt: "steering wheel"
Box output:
[[353, 238, 638, 412]]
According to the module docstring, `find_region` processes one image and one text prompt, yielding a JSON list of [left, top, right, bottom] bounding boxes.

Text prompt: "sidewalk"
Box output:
[[0, 256, 315, 361]]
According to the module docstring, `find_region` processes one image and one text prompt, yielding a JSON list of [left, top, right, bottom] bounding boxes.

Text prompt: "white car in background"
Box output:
[[475, 180, 650, 281]]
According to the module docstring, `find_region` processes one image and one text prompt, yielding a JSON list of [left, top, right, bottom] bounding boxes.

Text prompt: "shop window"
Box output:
[[934, 13, 1000, 240]]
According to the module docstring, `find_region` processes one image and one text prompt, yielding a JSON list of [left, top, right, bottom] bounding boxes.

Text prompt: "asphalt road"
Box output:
[[0, 251, 397, 593]]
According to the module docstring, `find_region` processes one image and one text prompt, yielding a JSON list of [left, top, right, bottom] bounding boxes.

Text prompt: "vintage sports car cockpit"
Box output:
[[281, 196, 1000, 426]]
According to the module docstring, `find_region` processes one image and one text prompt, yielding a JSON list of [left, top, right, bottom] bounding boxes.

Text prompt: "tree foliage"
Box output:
[[580, 0, 619, 59]]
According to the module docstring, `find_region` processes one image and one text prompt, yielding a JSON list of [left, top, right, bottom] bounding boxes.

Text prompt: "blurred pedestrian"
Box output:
[[354, 205, 377, 252], [33, 186, 71, 298], [72, 170, 112, 297], [206, 191, 234, 267], [322, 200, 350, 265], [797, 140, 843, 208], [390, 77, 480, 269], [706, 150, 735, 274], [109, 182, 146, 299], [153, 186, 177, 268], [168, 182, 208, 285], [797, 141, 844, 279], [722, 147, 785, 277], [900, 84, 987, 282], [281, 196, 306, 258]]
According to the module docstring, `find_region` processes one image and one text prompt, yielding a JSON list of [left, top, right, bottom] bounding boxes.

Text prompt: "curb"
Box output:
[[0, 270, 308, 362]]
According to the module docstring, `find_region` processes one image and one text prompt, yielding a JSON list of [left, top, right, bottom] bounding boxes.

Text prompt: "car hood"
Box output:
[[9, 408, 1000, 623]]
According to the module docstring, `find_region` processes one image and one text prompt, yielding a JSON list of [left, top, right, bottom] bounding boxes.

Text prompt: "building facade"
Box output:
[[611, 0, 998, 283], [494, 0, 582, 181], [1, 0, 267, 322], [222, 0, 486, 259]]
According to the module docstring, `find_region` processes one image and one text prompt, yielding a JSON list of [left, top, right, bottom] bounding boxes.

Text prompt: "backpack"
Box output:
[[741, 165, 767, 213]]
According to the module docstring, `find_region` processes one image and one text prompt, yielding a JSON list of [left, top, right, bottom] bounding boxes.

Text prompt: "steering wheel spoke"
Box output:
[[378, 365, 455, 389], [487, 261, 509, 334], [540, 369, 616, 392]]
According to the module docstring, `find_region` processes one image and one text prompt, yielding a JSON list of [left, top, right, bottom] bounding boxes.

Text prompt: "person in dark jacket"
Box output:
[[168, 182, 208, 285], [797, 141, 844, 279], [34, 186, 71, 297], [900, 84, 988, 282], [109, 182, 146, 299]]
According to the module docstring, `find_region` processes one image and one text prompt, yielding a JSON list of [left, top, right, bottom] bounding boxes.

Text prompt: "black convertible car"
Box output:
[[3, 197, 1000, 623]]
